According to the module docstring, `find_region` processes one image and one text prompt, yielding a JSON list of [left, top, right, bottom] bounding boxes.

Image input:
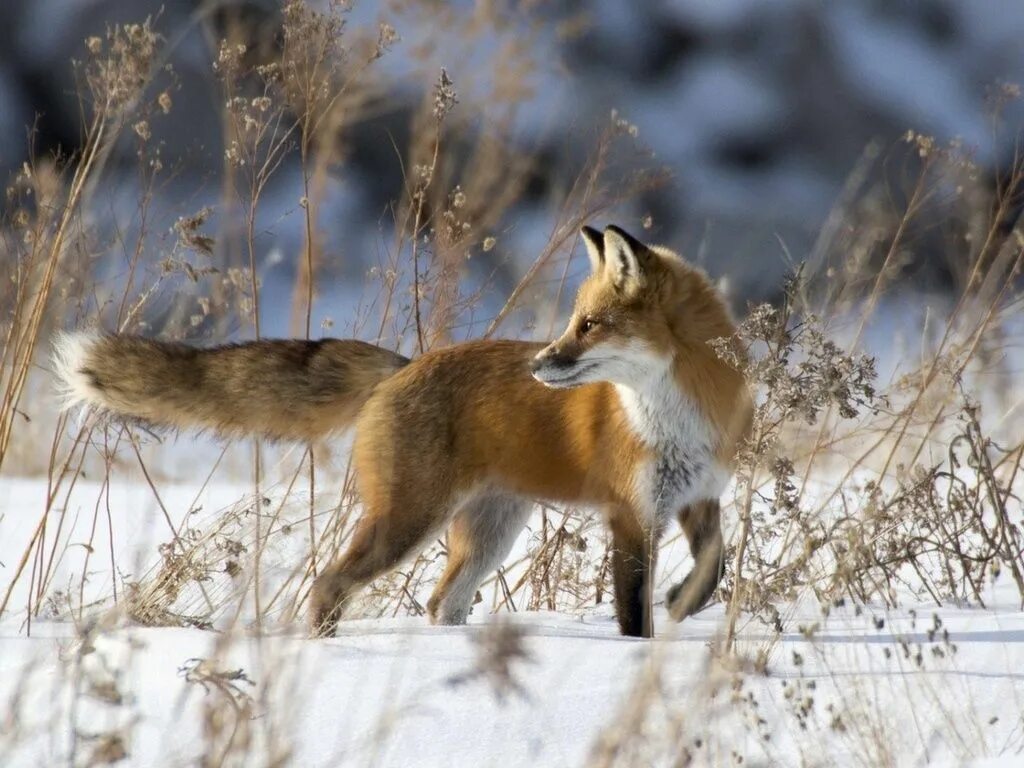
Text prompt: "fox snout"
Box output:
[[529, 347, 572, 373], [531, 345, 591, 389]]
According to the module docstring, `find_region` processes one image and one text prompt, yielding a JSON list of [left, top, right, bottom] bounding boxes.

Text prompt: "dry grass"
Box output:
[[1, 3, 1023, 766]]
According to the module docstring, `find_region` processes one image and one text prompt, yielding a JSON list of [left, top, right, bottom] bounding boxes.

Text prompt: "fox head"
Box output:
[[530, 224, 731, 390]]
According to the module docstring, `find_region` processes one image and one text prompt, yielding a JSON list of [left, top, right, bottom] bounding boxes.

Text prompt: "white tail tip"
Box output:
[[52, 330, 103, 411]]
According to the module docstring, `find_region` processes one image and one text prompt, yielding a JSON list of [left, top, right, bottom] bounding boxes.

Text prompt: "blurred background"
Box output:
[[2, 0, 1023, 337]]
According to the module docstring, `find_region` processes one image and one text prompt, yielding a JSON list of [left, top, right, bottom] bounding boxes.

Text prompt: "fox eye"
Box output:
[[580, 317, 599, 334]]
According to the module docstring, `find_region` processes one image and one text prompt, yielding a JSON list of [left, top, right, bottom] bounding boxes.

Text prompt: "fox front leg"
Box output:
[[667, 499, 724, 622], [607, 505, 656, 638]]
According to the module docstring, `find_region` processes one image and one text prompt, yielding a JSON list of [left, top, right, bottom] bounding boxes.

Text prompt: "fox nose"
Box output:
[[532, 347, 572, 373]]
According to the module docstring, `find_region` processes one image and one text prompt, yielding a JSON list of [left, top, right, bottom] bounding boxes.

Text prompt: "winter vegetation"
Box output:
[[1, 2, 1023, 766]]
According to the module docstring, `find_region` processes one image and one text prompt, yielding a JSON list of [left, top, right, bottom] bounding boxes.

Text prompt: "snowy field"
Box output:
[[2, 475, 1023, 767]]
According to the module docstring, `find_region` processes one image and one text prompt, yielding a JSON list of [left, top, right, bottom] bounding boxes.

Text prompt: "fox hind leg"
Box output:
[[666, 499, 724, 622], [310, 494, 449, 637], [427, 493, 532, 626]]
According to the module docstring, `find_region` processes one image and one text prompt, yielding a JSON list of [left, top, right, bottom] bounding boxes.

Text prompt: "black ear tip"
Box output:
[[580, 225, 602, 241], [602, 225, 643, 249]]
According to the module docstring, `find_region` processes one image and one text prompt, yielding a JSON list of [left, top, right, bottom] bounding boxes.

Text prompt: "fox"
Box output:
[[54, 224, 751, 638]]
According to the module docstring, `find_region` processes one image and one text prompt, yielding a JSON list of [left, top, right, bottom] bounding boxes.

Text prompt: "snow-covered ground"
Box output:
[[2, 476, 1023, 766], [3, 598, 1023, 767]]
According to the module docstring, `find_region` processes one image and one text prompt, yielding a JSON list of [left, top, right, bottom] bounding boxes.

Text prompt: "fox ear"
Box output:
[[580, 226, 604, 274], [603, 225, 646, 295]]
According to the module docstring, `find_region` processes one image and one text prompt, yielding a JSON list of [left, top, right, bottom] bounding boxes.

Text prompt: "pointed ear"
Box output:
[[603, 225, 647, 295], [580, 226, 604, 274]]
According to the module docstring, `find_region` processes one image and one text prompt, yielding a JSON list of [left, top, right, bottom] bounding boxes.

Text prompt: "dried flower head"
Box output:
[[85, 20, 158, 113], [174, 207, 216, 256], [447, 620, 533, 701], [433, 69, 458, 121]]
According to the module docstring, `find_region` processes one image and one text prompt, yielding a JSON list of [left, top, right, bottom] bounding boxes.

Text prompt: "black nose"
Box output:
[[529, 356, 545, 374]]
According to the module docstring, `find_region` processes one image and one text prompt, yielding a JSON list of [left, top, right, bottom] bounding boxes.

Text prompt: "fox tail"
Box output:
[[53, 331, 409, 441]]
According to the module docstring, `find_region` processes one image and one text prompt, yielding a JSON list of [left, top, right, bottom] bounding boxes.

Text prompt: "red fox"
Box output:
[[55, 225, 751, 637]]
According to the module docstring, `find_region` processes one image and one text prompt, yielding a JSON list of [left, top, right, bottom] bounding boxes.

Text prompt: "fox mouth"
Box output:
[[532, 362, 600, 389]]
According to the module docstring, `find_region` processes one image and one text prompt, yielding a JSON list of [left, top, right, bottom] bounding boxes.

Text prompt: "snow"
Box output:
[[823, 4, 992, 157], [2, 596, 1023, 766], [660, 0, 800, 34], [2, 472, 1024, 766]]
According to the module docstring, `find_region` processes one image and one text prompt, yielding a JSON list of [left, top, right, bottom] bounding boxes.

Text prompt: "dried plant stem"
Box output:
[[410, 129, 442, 354], [252, 440, 263, 626], [724, 431, 768, 652], [0, 115, 109, 471], [308, 447, 317, 578]]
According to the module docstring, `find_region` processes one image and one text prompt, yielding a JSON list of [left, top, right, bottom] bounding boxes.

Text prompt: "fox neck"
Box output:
[[614, 360, 721, 521], [614, 362, 714, 453]]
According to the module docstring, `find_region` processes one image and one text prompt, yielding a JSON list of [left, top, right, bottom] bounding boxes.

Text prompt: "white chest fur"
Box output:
[[615, 372, 727, 524]]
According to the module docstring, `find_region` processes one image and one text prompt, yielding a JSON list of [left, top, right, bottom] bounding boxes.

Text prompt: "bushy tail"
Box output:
[[53, 332, 410, 441]]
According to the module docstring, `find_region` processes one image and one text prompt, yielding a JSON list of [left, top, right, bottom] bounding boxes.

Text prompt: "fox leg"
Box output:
[[607, 506, 657, 638], [666, 499, 724, 622], [310, 494, 449, 637], [427, 493, 532, 626]]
